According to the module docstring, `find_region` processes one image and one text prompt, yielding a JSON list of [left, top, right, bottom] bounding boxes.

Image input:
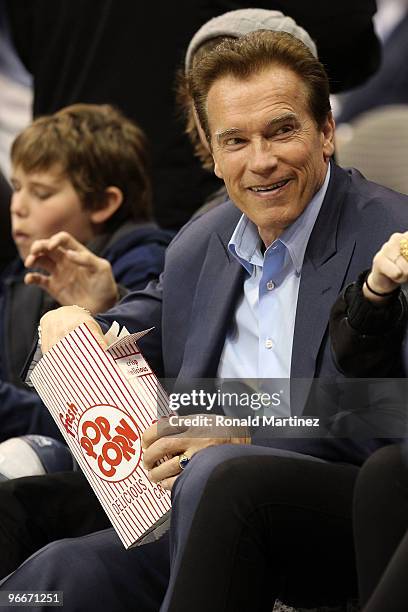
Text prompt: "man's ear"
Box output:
[[213, 159, 223, 179], [192, 106, 211, 153], [322, 111, 335, 161], [90, 187, 123, 225]]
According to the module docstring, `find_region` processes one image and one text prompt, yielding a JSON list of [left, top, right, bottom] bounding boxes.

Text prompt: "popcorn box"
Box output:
[[30, 322, 172, 548]]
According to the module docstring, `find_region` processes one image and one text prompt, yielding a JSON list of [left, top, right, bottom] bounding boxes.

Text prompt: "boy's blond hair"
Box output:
[[11, 103, 152, 228]]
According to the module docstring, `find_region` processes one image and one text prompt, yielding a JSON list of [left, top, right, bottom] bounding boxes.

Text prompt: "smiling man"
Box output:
[[4, 28, 408, 612], [207, 66, 334, 248]]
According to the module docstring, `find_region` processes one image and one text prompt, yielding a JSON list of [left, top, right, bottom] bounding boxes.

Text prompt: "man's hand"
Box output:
[[364, 232, 408, 303], [142, 416, 250, 490], [24, 232, 119, 314], [40, 306, 107, 353]]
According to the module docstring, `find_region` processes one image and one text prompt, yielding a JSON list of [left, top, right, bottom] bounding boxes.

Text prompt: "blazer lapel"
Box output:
[[177, 231, 244, 380], [291, 164, 356, 414]]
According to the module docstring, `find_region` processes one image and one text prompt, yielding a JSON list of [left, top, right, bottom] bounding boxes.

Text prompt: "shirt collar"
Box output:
[[228, 164, 331, 274]]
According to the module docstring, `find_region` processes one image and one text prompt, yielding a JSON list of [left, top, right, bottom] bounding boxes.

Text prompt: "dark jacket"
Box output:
[[327, 275, 408, 445], [0, 170, 16, 271], [330, 271, 408, 378], [0, 222, 172, 441], [338, 12, 408, 124]]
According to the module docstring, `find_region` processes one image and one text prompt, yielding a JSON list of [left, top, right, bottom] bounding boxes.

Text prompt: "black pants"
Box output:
[[0, 471, 109, 578], [0, 446, 357, 612], [354, 443, 408, 612], [4, 444, 408, 611], [162, 448, 359, 612]]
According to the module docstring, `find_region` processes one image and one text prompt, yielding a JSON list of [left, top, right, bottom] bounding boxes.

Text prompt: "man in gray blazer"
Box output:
[[3, 29, 408, 611]]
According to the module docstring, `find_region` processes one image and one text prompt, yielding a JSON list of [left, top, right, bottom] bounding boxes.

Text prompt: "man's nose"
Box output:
[[247, 139, 278, 175], [10, 191, 29, 217]]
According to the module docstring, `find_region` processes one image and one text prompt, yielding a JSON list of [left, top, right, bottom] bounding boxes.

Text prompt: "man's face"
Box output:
[[207, 65, 335, 246], [10, 165, 95, 260]]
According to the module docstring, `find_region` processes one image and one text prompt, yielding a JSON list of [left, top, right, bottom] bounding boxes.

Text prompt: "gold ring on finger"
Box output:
[[400, 238, 408, 262]]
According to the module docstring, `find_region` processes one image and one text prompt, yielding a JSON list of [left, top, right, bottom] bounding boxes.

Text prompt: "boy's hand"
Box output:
[[24, 232, 119, 314], [40, 306, 107, 353]]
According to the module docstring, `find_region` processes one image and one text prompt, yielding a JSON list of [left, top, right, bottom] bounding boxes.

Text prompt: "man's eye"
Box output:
[[225, 137, 245, 146], [275, 125, 294, 136]]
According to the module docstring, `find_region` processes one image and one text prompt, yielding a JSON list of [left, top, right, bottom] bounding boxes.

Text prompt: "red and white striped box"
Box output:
[[30, 322, 172, 548]]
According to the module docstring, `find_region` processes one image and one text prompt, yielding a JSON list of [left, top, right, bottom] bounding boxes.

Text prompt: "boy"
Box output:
[[0, 103, 172, 441]]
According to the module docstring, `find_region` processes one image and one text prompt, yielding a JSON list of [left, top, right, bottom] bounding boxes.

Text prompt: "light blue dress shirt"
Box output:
[[217, 166, 331, 415]]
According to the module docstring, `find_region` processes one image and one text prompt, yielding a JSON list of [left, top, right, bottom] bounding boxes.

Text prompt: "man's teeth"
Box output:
[[251, 180, 288, 192]]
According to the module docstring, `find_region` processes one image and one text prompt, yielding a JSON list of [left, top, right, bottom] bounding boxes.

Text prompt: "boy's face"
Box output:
[[10, 165, 96, 260]]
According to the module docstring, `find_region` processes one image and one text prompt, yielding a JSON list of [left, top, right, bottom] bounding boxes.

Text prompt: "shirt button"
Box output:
[[266, 280, 275, 291], [265, 338, 274, 349]]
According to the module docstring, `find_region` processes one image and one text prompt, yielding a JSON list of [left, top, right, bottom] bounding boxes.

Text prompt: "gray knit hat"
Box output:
[[185, 8, 318, 73]]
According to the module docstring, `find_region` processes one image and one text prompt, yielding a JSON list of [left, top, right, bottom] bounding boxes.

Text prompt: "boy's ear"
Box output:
[[90, 187, 123, 225]]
